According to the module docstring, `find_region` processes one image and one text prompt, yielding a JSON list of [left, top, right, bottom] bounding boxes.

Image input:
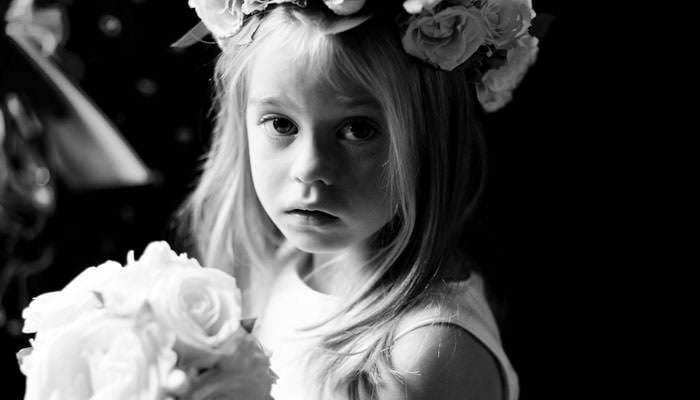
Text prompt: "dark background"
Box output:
[[1, 1, 605, 399]]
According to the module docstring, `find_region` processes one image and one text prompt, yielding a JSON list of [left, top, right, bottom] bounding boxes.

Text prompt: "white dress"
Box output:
[[253, 254, 519, 400]]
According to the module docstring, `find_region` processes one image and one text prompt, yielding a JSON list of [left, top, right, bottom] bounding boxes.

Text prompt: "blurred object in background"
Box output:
[[1, 0, 152, 345], [2, 0, 152, 191]]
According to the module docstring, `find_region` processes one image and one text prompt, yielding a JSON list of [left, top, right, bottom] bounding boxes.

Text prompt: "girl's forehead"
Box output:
[[247, 32, 373, 102]]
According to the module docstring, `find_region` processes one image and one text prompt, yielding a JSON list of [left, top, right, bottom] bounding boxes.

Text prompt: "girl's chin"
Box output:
[[280, 228, 359, 255], [285, 235, 353, 255]]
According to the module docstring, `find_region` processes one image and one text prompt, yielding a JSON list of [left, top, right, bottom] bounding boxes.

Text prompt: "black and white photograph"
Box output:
[[1, 1, 596, 399]]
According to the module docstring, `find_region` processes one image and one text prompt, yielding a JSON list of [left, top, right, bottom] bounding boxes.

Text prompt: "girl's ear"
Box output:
[[381, 325, 503, 400]]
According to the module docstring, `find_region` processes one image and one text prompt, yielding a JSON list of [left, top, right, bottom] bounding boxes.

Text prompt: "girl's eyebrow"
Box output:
[[247, 95, 300, 110], [335, 95, 380, 109], [248, 94, 380, 111]]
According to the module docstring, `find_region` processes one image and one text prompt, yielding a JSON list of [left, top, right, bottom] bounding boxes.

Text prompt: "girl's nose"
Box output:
[[289, 132, 335, 186]]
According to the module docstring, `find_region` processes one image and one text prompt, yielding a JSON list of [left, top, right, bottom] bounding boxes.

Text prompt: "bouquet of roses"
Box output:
[[16, 241, 276, 400]]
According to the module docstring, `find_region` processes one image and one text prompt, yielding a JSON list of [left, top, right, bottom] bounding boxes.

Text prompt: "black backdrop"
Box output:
[[1, 1, 600, 399]]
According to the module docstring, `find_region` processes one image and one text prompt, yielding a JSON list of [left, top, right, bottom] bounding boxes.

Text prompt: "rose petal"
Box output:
[[402, 6, 487, 71], [323, 0, 365, 15]]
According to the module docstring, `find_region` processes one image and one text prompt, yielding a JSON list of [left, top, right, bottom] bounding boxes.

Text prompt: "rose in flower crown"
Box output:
[[476, 34, 538, 111], [182, 0, 540, 111], [401, 0, 534, 70], [401, 3, 488, 71], [187, 0, 244, 39], [18, 241, 276, 400], [481, 0, 534, 47], [322, 0, 366, 15]]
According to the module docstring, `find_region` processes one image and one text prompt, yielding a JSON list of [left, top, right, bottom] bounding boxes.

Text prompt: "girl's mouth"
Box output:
[[286, 209, 339, 226]]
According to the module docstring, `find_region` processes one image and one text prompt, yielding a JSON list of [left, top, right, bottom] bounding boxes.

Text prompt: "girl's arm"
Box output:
[[377, 325, 504, 400]]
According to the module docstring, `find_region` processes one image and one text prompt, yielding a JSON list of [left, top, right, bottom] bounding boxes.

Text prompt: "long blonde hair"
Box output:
[[179, 5, 487, 399]]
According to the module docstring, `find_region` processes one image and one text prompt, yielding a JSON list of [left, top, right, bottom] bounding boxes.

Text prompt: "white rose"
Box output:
[[187, 0, 245, 38], [403, 0, 484, 14], [130, 241, 202, 270], [323, 0, 365, 15], [185, 333, 277, 400], [21, 260, 123, 334], [402, 5, 487, 71], [481, 0, 534, 48], [477, 34, 538, 111], [402, 0, 444, 14], [98, 241, 202, 316], [476, 87, 512, 112], [485, 34, 538, 91], [20, 310, 181, 400], [242, 0, 307, 14], [148, 264, 243, 369]]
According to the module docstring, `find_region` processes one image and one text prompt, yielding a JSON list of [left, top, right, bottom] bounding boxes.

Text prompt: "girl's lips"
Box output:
[[286, 209, 339, 226]]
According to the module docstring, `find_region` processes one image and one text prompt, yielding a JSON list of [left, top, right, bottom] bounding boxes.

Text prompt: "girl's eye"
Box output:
[[338, 121, 378, 142], [262, 117, 298, 136]]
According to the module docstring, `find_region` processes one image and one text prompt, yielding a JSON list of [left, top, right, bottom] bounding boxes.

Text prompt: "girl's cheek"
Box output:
[[247, 124, 290, 157], [248, 145, 288, 193]]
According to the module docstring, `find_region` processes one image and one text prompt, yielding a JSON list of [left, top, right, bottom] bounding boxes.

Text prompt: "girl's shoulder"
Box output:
[[382, 322, 504, 400], [382, 273, 518, 400]]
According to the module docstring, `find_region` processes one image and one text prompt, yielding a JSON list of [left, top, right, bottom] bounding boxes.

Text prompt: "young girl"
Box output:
[[179, 1, 539, 399]]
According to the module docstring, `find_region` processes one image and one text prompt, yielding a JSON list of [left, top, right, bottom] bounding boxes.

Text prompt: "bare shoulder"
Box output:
[[377, 324, 504, 400]]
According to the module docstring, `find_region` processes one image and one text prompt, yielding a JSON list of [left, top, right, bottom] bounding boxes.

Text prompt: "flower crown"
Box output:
[[178, 0, 544, 112]]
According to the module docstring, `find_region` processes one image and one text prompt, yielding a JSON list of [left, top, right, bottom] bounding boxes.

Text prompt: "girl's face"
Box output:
[[245, 38, 393, 255]]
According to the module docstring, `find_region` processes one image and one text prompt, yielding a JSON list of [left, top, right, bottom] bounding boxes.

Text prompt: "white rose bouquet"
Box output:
[[16, 241, 276, 400]]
